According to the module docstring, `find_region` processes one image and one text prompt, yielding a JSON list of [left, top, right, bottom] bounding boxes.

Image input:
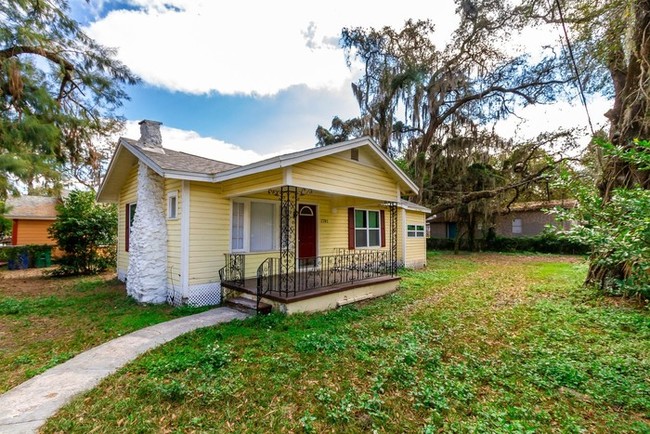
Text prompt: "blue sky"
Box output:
[[70, 0, 610, 164]]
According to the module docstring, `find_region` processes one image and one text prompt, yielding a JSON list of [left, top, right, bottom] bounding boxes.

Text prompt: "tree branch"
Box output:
[[0, 45, 75, 71]]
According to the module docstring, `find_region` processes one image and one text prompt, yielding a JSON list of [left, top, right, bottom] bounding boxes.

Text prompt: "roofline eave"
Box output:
[[214, 136, 420, 194], [96, 139, 127, 202]]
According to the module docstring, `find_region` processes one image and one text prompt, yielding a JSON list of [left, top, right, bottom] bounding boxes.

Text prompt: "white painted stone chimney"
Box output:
[[127, 161, 168, 304], [126, 120, 168, 304], [138, 119, 164, 153]]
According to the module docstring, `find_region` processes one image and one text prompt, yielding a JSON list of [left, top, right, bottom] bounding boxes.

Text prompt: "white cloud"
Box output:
[[85, 0, 458, 96], [494, 95, 612, 145], [122, 120, 297, 165]]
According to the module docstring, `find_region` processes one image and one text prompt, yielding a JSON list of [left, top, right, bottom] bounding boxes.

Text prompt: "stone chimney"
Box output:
[[138, 120, 164, 153]]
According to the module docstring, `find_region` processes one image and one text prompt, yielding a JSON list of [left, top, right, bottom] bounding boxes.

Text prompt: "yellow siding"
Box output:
[[221, 169, 283, 197], [117, 164, 139, 274], [120, 170, 427, 285], [307, 193, 346, 255], [332, 147, 386, 170], [188, 182, 231, 285], [300, 193, 392, 258], [165, 179, 182, 287], [397, 209, 405, 264], [405, 210, 427, 268], [208, 191, 396, 277], [292, 155, 397, 201]]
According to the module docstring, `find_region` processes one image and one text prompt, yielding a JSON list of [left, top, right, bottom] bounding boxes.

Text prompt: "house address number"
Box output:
[[320, 218, 328, 224]]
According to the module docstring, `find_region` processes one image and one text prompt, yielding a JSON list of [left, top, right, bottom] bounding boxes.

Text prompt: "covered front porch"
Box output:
[[218, 185, 401, 313]]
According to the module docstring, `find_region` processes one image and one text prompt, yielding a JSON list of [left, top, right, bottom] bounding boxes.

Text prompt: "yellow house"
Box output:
[[97, 120, 429, 313]]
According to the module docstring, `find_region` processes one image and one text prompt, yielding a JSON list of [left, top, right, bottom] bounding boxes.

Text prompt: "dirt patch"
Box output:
[[0, 268, 118, 298], [0, 267, 57, 280]]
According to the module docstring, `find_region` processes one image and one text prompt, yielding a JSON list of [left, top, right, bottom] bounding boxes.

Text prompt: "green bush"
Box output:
[[426, 238, 458, 251], [427, 232, 589, 255], [486, 233, 588, 254], [552, 139, 650, 297], [48, 190, 117, 276]]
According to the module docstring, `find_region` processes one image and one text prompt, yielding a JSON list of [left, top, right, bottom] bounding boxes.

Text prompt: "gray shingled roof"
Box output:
[[4, 196, 59, 219], [399, 199, 431, 213], [123, 138, 239, 175]]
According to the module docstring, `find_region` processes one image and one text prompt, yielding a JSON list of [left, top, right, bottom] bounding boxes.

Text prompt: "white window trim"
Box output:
[[126, 202, 137, 252], [128, 202, 137, 227], [180, 181, 190, 291], [512, 218, 523, 234], [231, 198, 280, 253], [298, 203, 319, 258], [299, 205, 314, 216], [167, 191, 178, 219], [407, 224, 425, 238], [354, 208, 382, 249], [231, 201, 247, 253]]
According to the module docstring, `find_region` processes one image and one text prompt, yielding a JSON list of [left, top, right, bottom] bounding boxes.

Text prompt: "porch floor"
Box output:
[[222, 274, 400, 303]]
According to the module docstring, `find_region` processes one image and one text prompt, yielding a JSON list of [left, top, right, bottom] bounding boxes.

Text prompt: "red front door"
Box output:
[[298, 205, 317, 259]]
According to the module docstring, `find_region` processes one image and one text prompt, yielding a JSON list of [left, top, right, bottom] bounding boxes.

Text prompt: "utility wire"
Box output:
[[553, 0, 595, 135]]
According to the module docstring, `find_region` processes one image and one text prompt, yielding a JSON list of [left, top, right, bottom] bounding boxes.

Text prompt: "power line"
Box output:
[[553, 0, 595, 135]]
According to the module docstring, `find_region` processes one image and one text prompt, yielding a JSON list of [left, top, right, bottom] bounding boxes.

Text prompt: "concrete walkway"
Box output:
[[0, 307, 249, 434]]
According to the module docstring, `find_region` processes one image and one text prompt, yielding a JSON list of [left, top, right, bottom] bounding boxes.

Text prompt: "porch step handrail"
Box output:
[[256, 257, 278, 312], [219, 253, 246, 287]]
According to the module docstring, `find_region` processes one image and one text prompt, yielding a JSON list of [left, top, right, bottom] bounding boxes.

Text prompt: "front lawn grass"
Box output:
[[0, 271, 209, 393], [44, 252, 650, 433]]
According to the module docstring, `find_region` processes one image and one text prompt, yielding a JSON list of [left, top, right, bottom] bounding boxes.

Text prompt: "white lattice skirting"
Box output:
[[177, 282, 222, 307], [120, 271, 221, 307]]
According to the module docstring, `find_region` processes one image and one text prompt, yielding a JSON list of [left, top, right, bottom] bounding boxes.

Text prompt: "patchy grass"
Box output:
[[44, 252, 650, 433], [0, 270, 209, 393]]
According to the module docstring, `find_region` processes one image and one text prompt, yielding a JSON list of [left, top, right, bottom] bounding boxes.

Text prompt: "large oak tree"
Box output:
[[316, 4, 578, 246], [521, 0, 650, 289]]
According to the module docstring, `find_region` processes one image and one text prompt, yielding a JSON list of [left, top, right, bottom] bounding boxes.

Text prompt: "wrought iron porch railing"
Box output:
[[256, 257, 278, 310], [255, 250, 392, 309], [218, 253, 245, 287]]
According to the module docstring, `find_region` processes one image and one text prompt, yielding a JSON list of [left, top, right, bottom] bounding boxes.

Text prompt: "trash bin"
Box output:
[[35, 248, 52, 268], [18, 251, 29, 269]]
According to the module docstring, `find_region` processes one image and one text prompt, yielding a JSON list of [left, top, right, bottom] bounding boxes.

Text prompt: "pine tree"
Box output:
[[0, 0, 138, 196]]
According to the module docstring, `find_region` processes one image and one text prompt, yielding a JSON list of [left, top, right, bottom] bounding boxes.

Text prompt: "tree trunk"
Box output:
[[588, 0, 650, 287]]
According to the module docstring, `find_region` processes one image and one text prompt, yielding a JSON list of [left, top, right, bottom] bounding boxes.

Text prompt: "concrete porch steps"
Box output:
[[225, 296, 272, 315]]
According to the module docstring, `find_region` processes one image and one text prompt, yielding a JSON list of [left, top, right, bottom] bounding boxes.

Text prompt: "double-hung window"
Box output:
[[231, 200, 278, 252], [355, 209, 381, 248], [167, 191, 178, 219], [512, 218, 522, 234], [231, 202, 245, 251], [125, 202, 137, 252], [407, 224, 425, 238], [250, 202, 275, 251]]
